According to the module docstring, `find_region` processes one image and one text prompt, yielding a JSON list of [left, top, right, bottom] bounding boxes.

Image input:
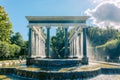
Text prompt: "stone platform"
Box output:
[[0, 61, 120, 79], [28, 58, 81, 67], [0, 64, 120, 79]]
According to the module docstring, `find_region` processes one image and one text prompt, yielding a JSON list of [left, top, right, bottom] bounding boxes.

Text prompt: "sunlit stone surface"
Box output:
[[89, 74, 120, 80], [0, 75, 38, 80]]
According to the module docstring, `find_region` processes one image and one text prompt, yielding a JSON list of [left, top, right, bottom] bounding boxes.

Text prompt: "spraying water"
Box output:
[[86, 35, 106, 62]]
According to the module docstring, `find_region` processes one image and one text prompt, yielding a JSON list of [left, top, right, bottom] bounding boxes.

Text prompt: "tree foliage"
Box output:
[[11, 32, 24, 47], [11, 32, 28, 56], [0, 6, 13, 43], [87, 27, 119, 46], [0, 6, 28, 60], [0, 41, 21, 59], [87, 26, 120, 61], [51, 27, 65, 58], [96, 39, 120, 59]]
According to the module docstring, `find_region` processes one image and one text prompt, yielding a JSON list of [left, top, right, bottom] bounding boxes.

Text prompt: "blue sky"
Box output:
[[1, 0, 119, 40]]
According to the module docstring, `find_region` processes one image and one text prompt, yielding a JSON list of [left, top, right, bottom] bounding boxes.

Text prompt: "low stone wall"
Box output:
[[30, 58, 81, 68], [0, 67, 120, 79], [101, 68, 120, 74], [0, 68, 15, 75]]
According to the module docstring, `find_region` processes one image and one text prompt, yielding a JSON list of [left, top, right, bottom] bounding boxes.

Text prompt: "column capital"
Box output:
[[82, 24, 88, 28], [64, 26, 69, 29], [46, 26, 51, 29]]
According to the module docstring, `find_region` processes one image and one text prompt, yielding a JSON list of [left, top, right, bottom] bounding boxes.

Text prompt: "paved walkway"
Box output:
[[89, 74, 120, 80]]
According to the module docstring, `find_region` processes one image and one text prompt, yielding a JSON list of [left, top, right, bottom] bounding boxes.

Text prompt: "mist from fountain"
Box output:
[[86, 36, 106, 62]]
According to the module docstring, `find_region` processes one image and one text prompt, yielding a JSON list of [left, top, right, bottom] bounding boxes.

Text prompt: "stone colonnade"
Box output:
[[28, 25, 87, 60], [69, 26, 82, 58], [28, 25, 46, 58], [28, 25, 69, 58], [26, 16, 89, 65], [69, 25, 88, 64]]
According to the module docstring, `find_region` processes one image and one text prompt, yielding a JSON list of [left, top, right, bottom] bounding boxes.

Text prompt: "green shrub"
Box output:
[[0, 41, 21, 59], [96, 39, 120, 59], [0, 41, 9, 57]]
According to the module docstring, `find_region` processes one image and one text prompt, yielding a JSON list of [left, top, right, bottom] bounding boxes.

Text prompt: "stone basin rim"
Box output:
[[0, 67, 120, 79]]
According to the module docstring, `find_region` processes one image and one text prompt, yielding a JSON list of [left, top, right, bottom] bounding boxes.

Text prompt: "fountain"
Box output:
[[26, 16, 89, 67], [0, 16, 119, 79]]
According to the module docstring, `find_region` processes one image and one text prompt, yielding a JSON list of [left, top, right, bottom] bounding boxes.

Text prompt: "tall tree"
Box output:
[[87, 27, 119, 46], [11, 32, 27, 56], [11, 32, 24, 47], [51, 27, 65, 58], [0, 6, 13, 43]]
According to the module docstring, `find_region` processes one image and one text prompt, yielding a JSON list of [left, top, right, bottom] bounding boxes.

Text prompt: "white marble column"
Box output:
[[74, 39, 76, 57], [41, 40, 45, 58], [72, 41, 74, 57], [69, 42, 72, 57], [64, 27, 68, 57], [41, 40, 43, 56], [78, 34, 81, 58], [38, 37, 40, 57], [37, 30, 41, 57], [39, 30, 43, 58], [70, 42, 72, 57], [43, 41, 46, 57], [35, 33, 37, 57], [39, 38, 42, 57], [32, 31, 36, 57], [76, 36, 79, 57], [46, 27, 50, 58], [75, 37, 77, 57], [27, 28, 33, 58], [36, 35, 39, 57]]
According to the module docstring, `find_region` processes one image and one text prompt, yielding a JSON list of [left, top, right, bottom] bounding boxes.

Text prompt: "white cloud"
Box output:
[[93, 0, 120, 5], [86, 0, 120, 29]]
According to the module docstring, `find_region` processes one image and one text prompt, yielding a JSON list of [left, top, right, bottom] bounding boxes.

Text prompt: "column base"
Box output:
[[73, 56, 78, 58], [26, 57, 34, 66], [64, 56, 69, 59], [46, 56, 50, 59], [81, 57, 88, 65]]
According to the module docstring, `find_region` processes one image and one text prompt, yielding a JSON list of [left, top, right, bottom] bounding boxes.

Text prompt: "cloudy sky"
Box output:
[[86, 0, 120, 28], [0, 0, 120, 40]]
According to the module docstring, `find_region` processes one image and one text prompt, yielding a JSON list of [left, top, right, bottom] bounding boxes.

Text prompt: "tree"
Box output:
[[11, 32, 24, 46], [0, 41, 21, 59], [87, 27, 119, 46], [0, 6, 13, 43], [96, 39, 120, 60], [87, 26, 120, 62], [11, 32, 27, 57], [51, 27, 65, 58], [0, 6, 25, 59]]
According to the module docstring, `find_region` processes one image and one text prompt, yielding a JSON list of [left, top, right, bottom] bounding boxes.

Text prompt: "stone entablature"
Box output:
[[26, 16, 89, 22], [26, 16, 89, 27]]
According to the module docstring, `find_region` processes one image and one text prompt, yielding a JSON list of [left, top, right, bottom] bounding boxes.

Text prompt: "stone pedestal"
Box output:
[[73, 57, 78, 58], [81, 57, 88, 65], [26, 57, 34, 66]]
